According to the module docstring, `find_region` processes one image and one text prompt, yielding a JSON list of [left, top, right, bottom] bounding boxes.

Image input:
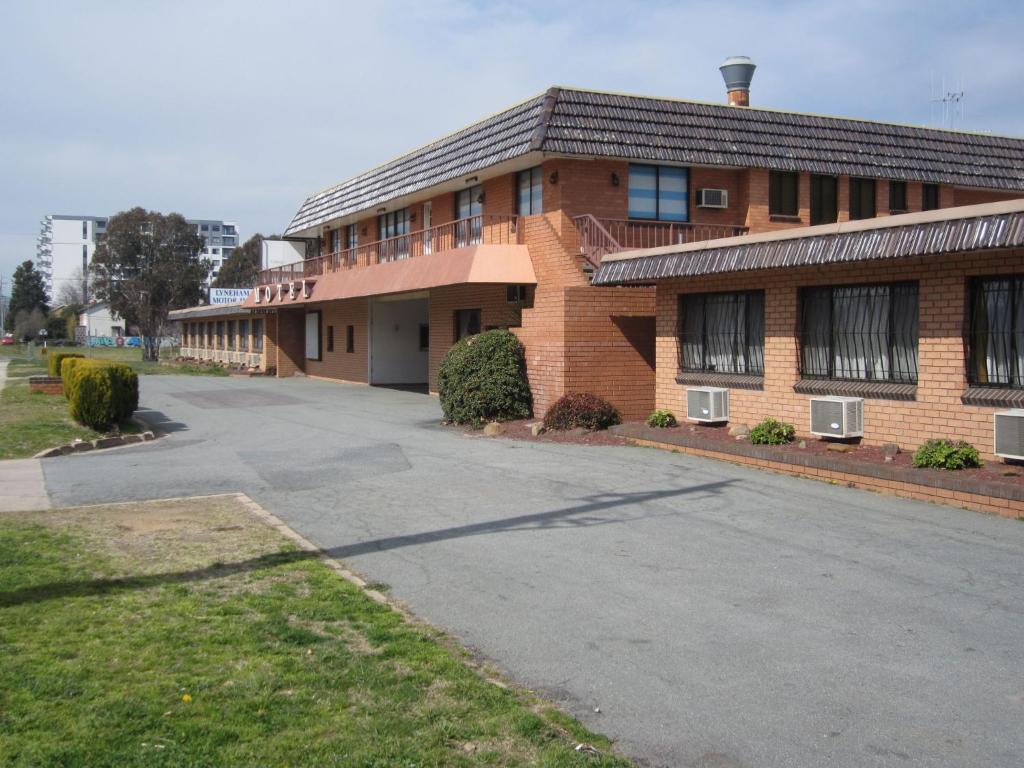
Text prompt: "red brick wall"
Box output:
[[654, 248, 1024, 459], [303, 298, 369, 383], [954, 187, 1021, 206]]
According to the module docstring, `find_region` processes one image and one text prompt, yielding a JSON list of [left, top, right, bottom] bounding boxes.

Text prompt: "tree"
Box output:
[[214, 233, 277, 288], [56, 266, 90, 308], [90, 208, 209, 361], [5, 260, 49, 332], [14, 308, 46, 342]]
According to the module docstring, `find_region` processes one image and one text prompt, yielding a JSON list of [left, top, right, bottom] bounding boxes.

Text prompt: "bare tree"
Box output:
[[56, 266, 90, 307]]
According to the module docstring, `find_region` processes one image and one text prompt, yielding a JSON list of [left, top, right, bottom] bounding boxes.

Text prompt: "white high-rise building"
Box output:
[[36, 214, 239, 303]]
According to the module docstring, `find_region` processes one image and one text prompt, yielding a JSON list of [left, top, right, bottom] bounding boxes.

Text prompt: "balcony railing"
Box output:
[[258, 214, 520, 285], [574, 215, 748, 270]]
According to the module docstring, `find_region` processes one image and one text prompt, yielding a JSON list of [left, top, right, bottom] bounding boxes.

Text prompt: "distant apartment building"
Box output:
[[35, 214, 239, 302]]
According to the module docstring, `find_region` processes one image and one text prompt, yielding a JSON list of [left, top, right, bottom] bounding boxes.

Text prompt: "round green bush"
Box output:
[[912, 439, 981, 470], [65, 361, 139, 429], [748, 417, 796, 445], [646, 409, 677, 428], [437, 329, 532, 426], [543, 393, 621, 431]]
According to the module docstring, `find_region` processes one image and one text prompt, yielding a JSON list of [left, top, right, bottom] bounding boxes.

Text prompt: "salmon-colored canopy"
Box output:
[[244, 244, 536, 308]]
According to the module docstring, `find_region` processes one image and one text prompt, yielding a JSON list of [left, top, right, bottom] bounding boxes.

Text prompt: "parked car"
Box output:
[[1, 333, 14, 346]]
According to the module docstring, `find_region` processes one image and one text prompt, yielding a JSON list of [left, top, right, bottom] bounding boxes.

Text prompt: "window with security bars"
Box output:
[[968, 276, 1024, 388], [239, 319, 249, 352], [252, 319, 263, 352], [769, 171, 798, 217], [800, 282, 918, 383], [678, 291, 765, 375]]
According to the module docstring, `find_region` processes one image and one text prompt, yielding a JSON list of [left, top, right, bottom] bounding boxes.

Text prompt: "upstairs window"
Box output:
[[329, 228, 341, 254], [455, 185, 483, 246], [889, 180, 907, 213], [679, 291, 765, 375], [769, 171, 799, 217], [849, 178, 876, 220], [628, 164, 688, 222], [378, 208, 410, 240], [801, 282, 918, 383], [922, 183, 940, 211], [810, 175, 838, 225], [517, 167, 543, 215], [968, 276, 1024, 388]]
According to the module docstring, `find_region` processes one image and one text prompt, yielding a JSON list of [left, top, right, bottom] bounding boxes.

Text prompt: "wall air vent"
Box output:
[[809, 396, 864, 438], [686, 387, 729, 422], [696, 188, 729, 209]]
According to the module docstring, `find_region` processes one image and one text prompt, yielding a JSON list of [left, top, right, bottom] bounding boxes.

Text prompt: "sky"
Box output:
[[2, 0, 1022, 289]]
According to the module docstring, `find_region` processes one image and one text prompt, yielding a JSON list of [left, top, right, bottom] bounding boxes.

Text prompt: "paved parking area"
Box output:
[[40, 374, 1024, 767]]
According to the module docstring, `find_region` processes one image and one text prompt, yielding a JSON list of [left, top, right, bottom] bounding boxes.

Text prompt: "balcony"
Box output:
[[574, 215, 748, 269], [258, 214, 520, 285]]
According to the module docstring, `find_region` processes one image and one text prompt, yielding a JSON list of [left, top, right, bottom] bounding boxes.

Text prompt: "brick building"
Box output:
[[172, 63, 1024, 439]]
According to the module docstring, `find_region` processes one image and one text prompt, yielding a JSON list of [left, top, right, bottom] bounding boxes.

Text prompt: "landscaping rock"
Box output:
[[881, 443, 901, 458], [728, 424, 750, 437], [93, 436, 126, 449], [827, 443, 855, 453], [33, 447, 65, 458], [483, 422, 504, 437], [797, 440, 807, 449], [71, 441, 94, 453], [141, 431, 156, 441], [123, 434, 144, 444], [529, 422, 545, 437]]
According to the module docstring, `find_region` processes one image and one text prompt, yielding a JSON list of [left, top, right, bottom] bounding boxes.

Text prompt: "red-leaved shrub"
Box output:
[[543, 393, 621, 431]]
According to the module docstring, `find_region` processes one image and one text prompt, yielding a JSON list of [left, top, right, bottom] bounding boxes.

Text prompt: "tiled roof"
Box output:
[[285, 87, 1024, 236], [591, 200, 1024, 285]]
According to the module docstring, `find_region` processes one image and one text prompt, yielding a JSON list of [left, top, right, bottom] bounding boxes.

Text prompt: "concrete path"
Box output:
[[0, 360, 51, 512], [35, 375, 1024, 767]]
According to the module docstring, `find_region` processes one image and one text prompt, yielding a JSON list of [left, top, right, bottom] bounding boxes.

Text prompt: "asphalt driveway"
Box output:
[[40, 375, 1024, 767]]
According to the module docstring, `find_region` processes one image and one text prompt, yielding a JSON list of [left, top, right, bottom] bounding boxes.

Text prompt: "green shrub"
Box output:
[[748, 418, 796, 445], [543, 393, 621, 431], [646, 409, 677, 428], [48, 352, 84, 378], [437, 329, 532, 425], [912, 439, 981, 470], [65, 361, 139, 429], [61, 356, 88, 397]]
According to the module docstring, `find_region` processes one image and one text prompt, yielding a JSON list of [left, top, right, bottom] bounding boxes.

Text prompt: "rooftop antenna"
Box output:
[[930, 73, 966, 129]]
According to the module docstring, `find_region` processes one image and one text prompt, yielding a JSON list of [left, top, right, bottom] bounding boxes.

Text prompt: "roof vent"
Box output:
[[719, 56, 756, 107]]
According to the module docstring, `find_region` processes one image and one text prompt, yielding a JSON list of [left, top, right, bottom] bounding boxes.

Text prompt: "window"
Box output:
[[507, 284, 530, 304], [922, 183, 940, 211], [679, 291, 765, 375], [419, 323, 429, 352], [82, 220, 88, 239], [305, 311, 321, 361], [239, 319, 249, 352], [345, 224, 358, 250], [769, 171, 799, 217], [201, 224, 209, 231], [227, 320, 236, 350], [346, 324, 354, 353], [329, 228, 341, 254], [454, 309, 482, 341], [224, 225, 235, 235], [378, 208, 410, 260], [82, 244, 88, 270], [252, 319, 263, 352], [800, 282, 919, 383], [327, 324, 334, 353], [889, 181, 907, 213], [456, 185, 483, 246], [216, 321, 225, 348], [848, 178, 876, 220], [213, 224, 221, 232], [205, 322, 213, 348], [968, 276, 1024, 387], [222, 248, 233, 259], [517, 167, 543, 215], [628, 164, 688, 221]]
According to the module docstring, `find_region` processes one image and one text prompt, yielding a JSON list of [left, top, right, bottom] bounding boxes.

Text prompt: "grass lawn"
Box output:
[[0, 495, 632, 767], [0, 359, 99, 460], [1, 344, 226, 376]]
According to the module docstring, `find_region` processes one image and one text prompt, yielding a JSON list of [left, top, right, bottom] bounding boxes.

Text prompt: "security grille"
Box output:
[[968, 277, 1024, 387]]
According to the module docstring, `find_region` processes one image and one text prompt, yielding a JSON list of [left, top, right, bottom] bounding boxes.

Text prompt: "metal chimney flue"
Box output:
[[720, 56, 756, 107]]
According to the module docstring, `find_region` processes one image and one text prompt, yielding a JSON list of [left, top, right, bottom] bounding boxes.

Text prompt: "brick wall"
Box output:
[[954, 187, 1021, 206], [654, 248, 1024, 459], [303, 298, 369, 383]]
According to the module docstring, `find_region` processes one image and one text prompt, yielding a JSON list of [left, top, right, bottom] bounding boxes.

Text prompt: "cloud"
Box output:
[[1, 0, 1022, 281]]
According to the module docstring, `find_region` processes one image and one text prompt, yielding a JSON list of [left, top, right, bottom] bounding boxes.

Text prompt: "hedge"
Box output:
[[48, 352, 84, 378], [543, 393, 621, 431], [64, 360, 139, 429], [437, 329, 532, 425]]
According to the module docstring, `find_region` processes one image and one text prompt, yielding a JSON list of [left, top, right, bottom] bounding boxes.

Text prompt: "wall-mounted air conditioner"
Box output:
[[696, 188, 729, 209], [994, 410, 1024, 460], [687, 387, 729, 422], [809, 396, 864, 439]]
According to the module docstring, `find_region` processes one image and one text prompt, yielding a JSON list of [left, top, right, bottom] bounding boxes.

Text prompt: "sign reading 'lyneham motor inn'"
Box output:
[[253, 280, 315, 304]]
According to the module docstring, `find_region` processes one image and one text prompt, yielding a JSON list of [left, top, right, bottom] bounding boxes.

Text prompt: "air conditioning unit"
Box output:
[[994, 410, 1024, 460], [809, 396, 864, 439], [687, 387, 729, 422], [696, 188, 729, 209]]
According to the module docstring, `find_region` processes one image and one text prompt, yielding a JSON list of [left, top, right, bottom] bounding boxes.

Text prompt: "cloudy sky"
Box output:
[[1, 0, 1022, 286]]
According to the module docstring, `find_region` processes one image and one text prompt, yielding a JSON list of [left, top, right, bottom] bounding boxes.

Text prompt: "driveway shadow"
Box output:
[[0, 480, 734, 608], [134, 408, 188, 434]]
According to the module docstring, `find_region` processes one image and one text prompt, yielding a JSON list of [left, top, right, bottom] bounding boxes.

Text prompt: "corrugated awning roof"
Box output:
[[591, 199, 1024, 285], [285, 87, 1024, 237], [168, 302, 254, 321]]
